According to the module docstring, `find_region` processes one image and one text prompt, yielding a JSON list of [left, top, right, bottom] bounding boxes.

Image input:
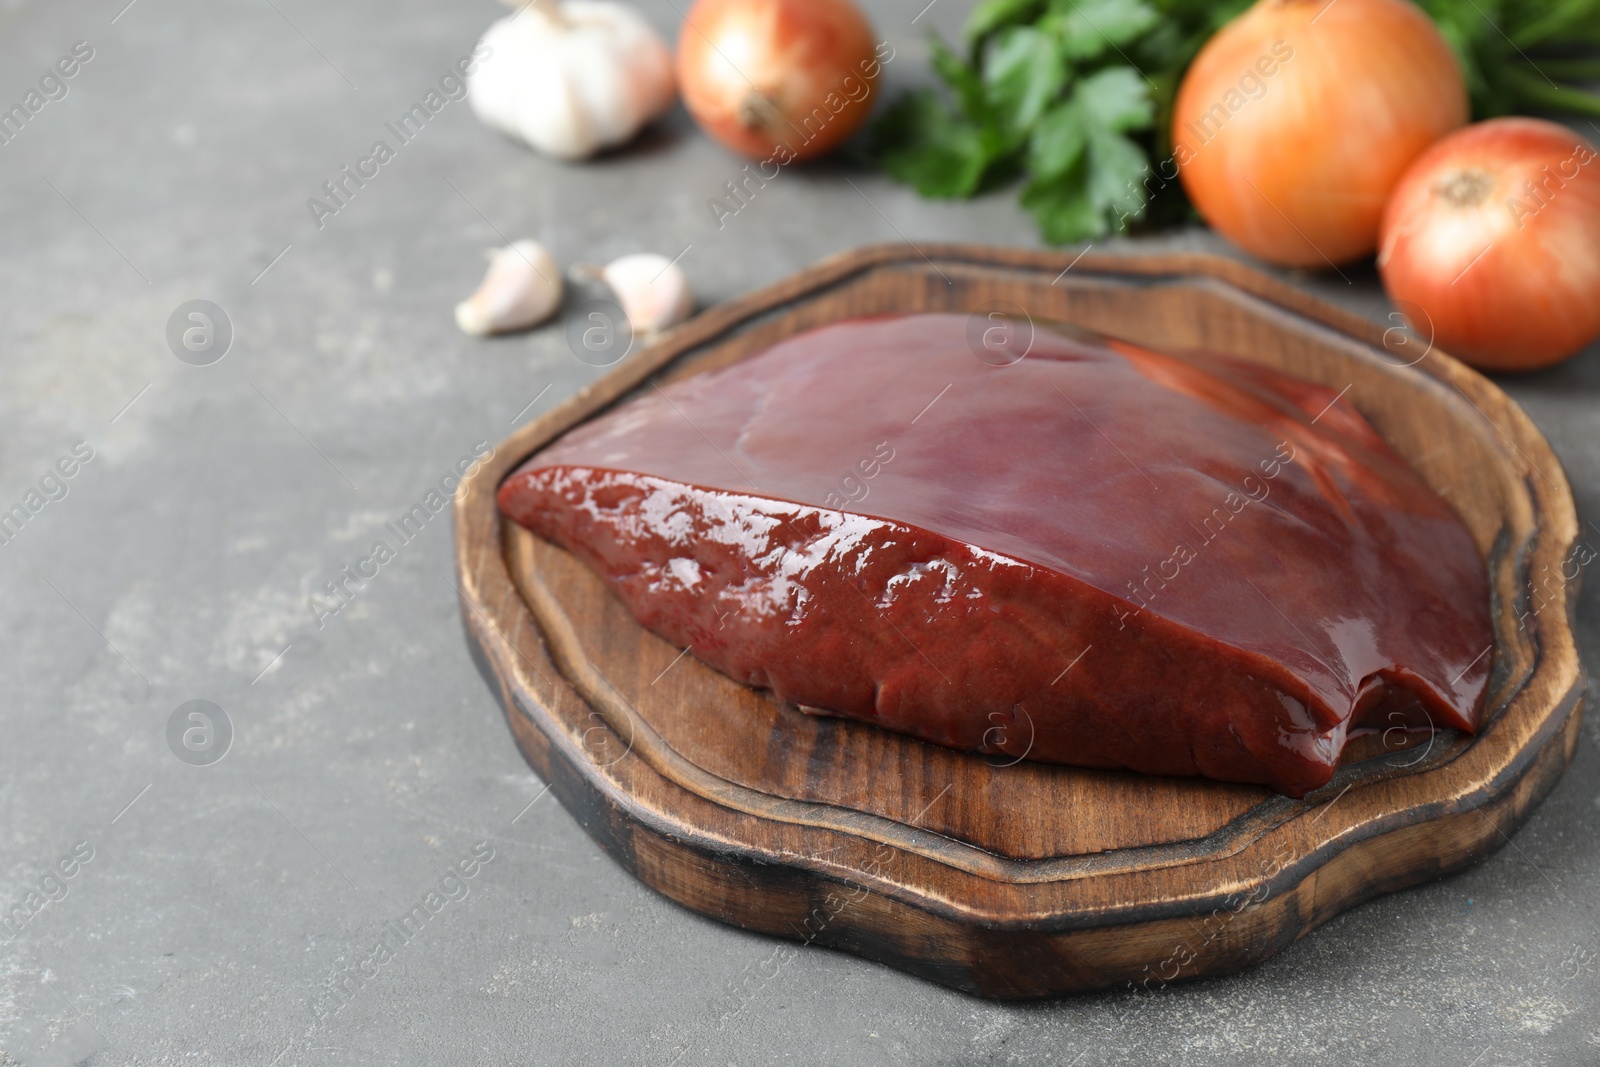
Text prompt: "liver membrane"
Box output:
[[498, 314, 1492, 796]]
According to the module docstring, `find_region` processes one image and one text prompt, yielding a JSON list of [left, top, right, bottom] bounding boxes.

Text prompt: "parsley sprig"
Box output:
[[871, 0, 1600, 245], [1419, 0, 1600, 119]]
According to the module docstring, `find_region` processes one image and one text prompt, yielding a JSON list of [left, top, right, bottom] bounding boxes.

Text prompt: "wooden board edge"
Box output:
[[502, 518, 1582, 899], [449, 242, 1590, 997], [464, 595, 1584, 997]]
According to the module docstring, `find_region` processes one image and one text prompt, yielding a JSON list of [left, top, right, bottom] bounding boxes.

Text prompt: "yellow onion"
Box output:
[[676, 0, 879, 163], [1379, 118, 1600, 371], [1173, 0, 1467, 267]]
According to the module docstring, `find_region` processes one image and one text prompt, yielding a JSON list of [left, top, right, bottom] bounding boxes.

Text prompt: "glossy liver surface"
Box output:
[[498, 314, 1492, 796]]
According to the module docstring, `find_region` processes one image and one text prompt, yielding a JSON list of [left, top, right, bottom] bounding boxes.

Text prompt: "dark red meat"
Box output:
[[498, 314, 1492, 796]]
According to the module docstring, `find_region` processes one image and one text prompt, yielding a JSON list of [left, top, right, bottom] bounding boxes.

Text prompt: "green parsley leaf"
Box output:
[[964, 0, 1048, 47], [873, 90, 1006, 199], [984, 25, 1069, 134], [1084, 126, 1150, 222], [1022, 125, 1150, 242], [1021, 174, 1107, 243], [1028, 69, 1150, 198], [1073, 66, 1155, 132], [1029, 100, 1089, 178], [1418, 0, 1600, 118], [871, 0, 1598, 247], [1050, 0, 1160, 61], [931, 38, 993, 121]]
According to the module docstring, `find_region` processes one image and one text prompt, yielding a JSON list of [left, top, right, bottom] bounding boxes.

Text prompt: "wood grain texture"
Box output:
[[454, 244, 1585, 998]]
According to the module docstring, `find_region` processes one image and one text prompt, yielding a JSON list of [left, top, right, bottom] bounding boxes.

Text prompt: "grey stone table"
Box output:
[[1, 0, 1596, 1064]]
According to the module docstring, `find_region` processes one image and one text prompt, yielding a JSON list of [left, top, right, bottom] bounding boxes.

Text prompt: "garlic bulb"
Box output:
[[598, 253, 694, 336], [455, 240, 563, 336], [468, 0, 675, 161]]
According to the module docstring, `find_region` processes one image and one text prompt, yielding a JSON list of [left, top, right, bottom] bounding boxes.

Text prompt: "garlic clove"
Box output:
[[600, 253, 694, 336], [455, 240, 564, 336]]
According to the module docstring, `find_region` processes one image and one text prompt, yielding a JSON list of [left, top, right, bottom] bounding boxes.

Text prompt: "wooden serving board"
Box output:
[[454, 244, 1585, 998]]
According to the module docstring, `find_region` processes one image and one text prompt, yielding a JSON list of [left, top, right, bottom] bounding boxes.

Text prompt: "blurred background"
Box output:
[[0, 0, 1596, 1064]]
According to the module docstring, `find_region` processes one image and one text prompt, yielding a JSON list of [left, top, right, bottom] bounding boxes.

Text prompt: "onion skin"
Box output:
[[1379, 119, 1600, 372], [1173, 0, 1467, 268], [677, 0, 878, 163]]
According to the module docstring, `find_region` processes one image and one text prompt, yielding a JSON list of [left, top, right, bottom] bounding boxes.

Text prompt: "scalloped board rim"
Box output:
[[454, 243, 1585, 998]]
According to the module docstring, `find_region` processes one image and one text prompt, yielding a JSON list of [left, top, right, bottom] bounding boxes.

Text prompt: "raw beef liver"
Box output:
[[498, 314, 1492, 796]]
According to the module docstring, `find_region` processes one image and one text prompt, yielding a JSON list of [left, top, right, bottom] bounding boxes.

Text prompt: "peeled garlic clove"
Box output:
[[600, 253, 694, 336], [455, 240, 563, 336]]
